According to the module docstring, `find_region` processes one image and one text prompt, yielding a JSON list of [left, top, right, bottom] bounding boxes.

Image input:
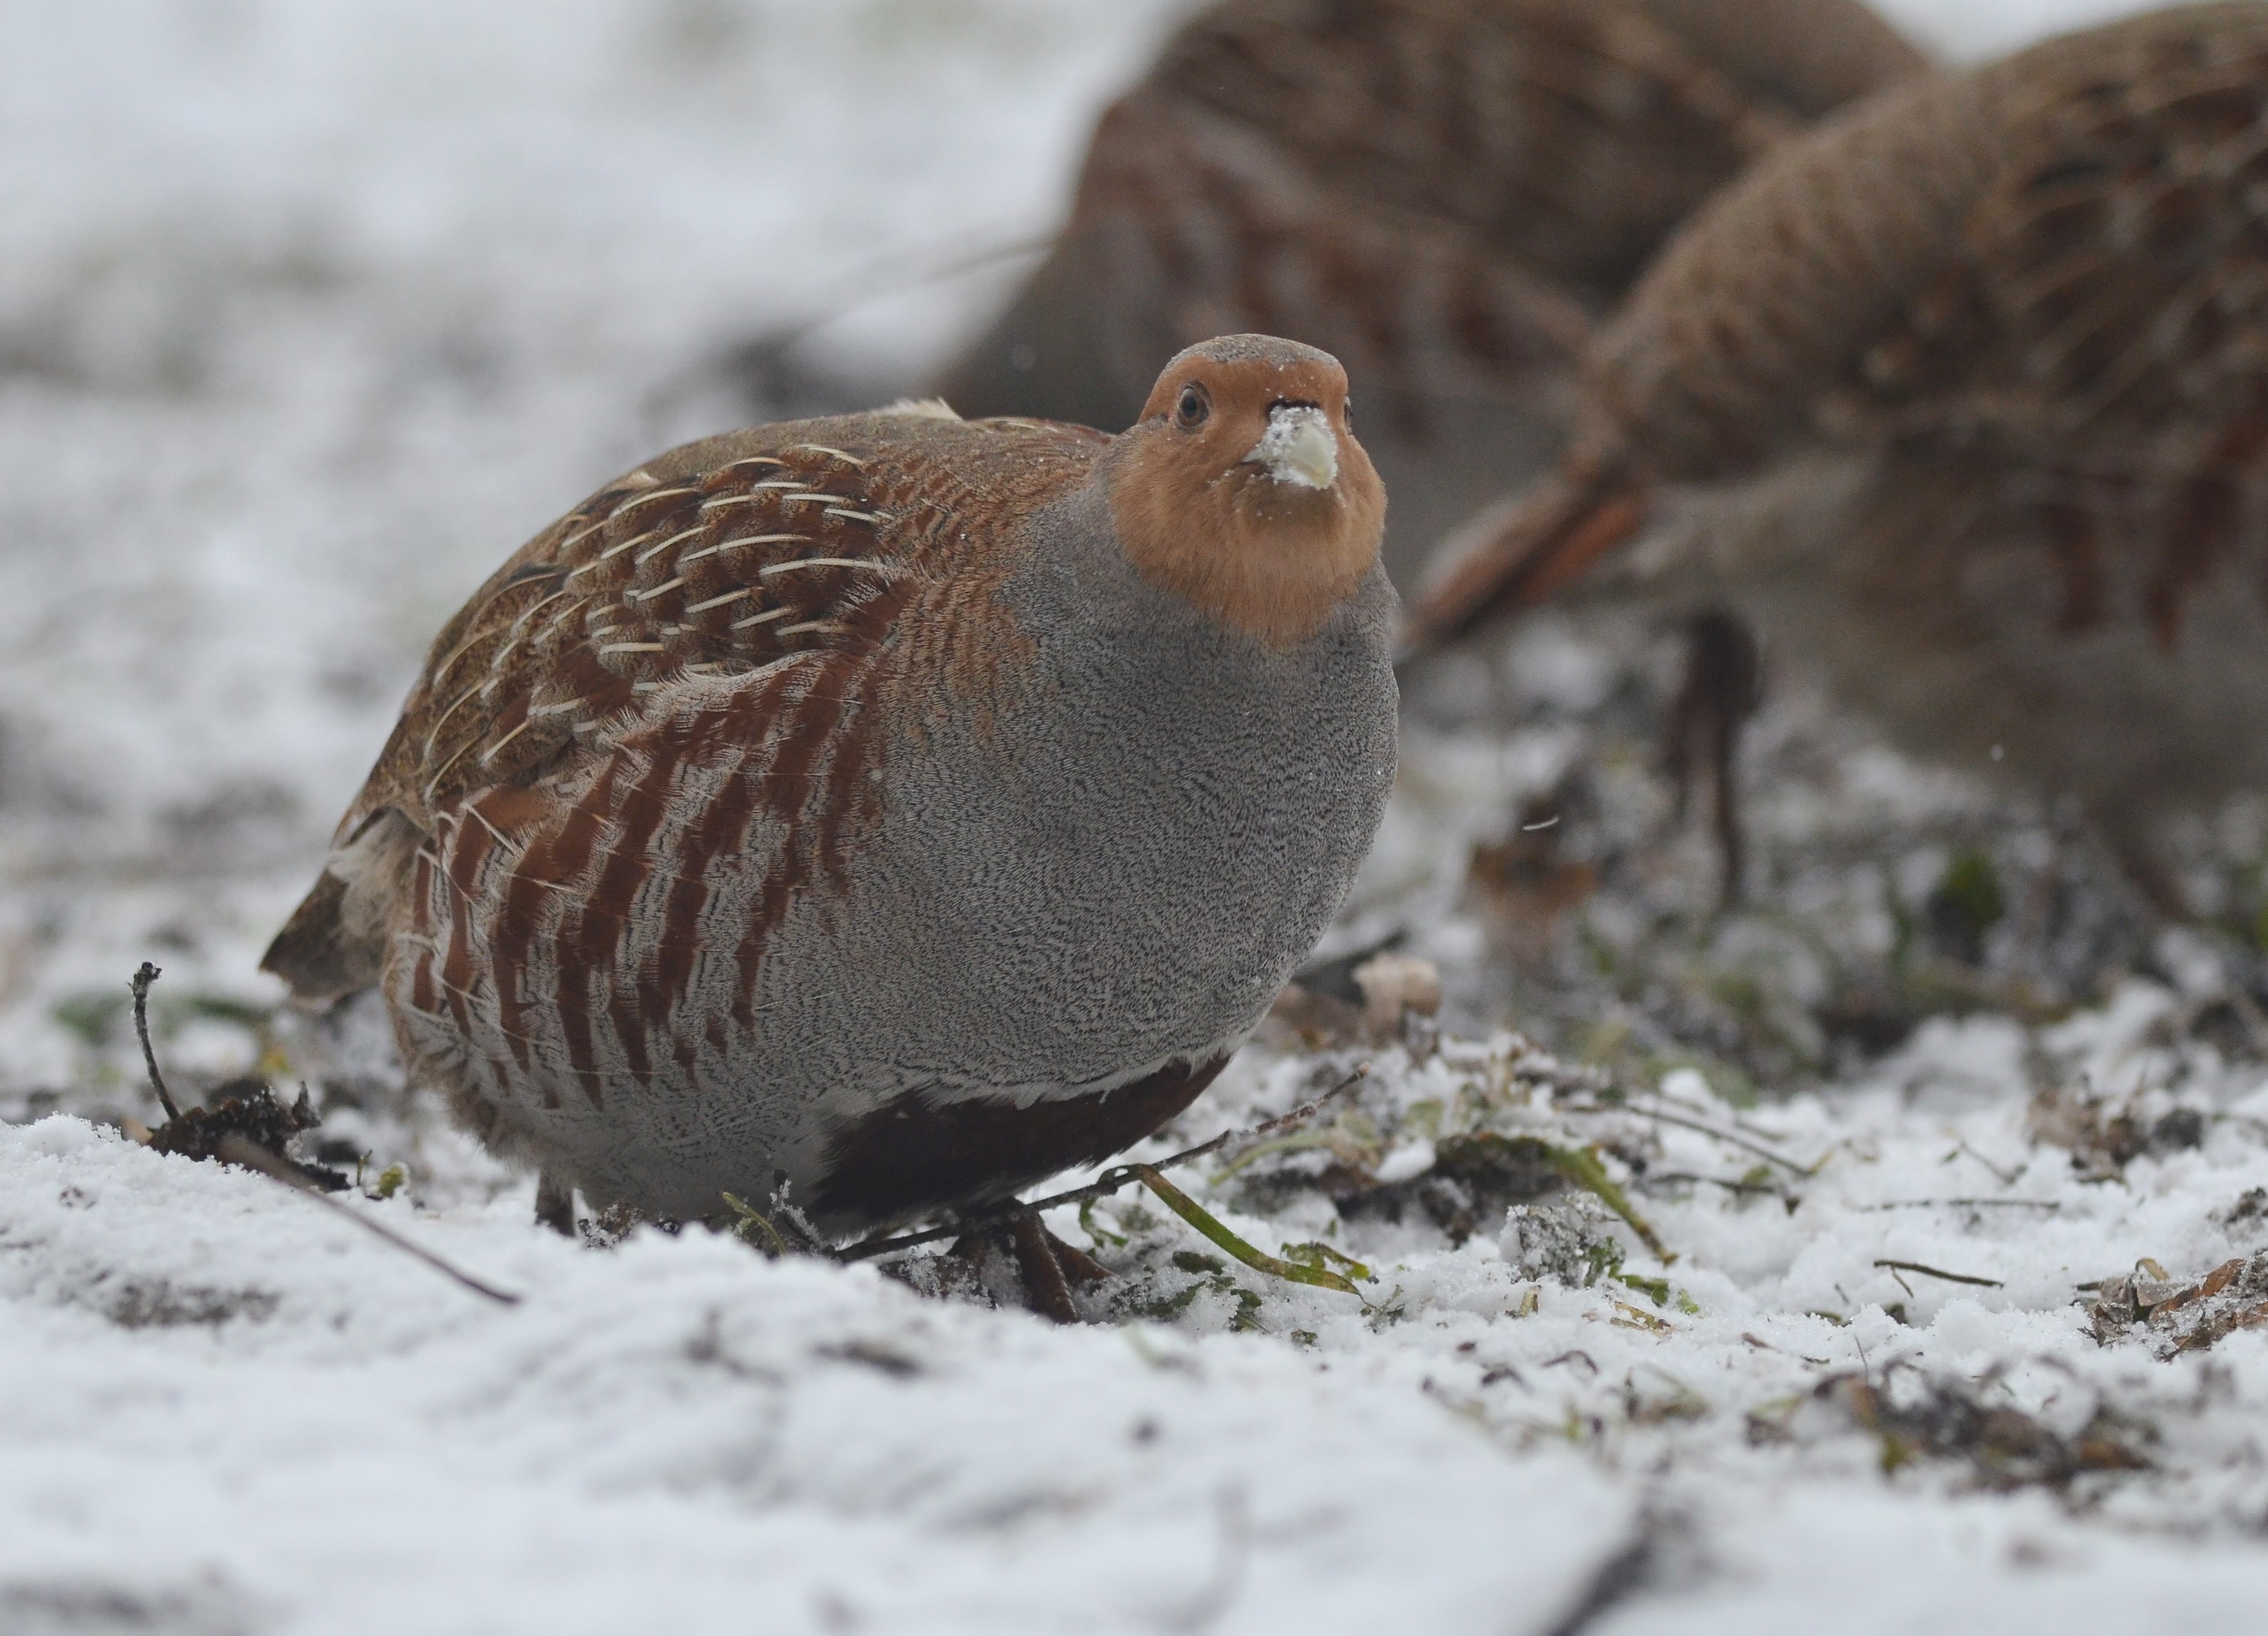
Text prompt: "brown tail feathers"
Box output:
[[260, 809, 421, 1008], [1402, 452, 1646, 653]]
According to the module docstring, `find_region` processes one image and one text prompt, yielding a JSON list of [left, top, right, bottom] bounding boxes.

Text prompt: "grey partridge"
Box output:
[[1409, 2, 2268, 903], [935, 0, 1929, 582], [263, 335, 1399, 1239]]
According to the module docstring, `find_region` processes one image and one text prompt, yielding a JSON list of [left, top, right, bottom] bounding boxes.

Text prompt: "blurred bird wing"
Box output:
[[1628, 0, 1931, 118], [1069, 90, 1596, 429], [1855, 14, 2268, 458], [1152, 0, 1809, 291]]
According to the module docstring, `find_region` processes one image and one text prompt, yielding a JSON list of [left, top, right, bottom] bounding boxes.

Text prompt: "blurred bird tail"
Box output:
[[1401, 451, 1647, 655], [260, 809, 420, 1008], [260, 870, 369, 1007]]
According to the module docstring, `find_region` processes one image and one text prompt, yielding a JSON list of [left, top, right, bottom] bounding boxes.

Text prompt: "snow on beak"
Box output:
[[1242, 403, 1340, 490]]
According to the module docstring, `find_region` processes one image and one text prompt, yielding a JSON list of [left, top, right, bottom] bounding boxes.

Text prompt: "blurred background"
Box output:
[[0, 0, 2199, 1131]]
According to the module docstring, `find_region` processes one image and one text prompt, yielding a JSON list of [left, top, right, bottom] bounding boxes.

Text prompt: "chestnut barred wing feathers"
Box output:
[[261, 413, 1109, 1006], [355, 414, 1110, 838], [1956, 9, 2268, 642], [310, 410, 1120, 1129], [400, 448, 903, 827]]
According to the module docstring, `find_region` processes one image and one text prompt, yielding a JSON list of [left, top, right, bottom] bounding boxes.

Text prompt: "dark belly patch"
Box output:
[[812, 1054, 1230, 1229]]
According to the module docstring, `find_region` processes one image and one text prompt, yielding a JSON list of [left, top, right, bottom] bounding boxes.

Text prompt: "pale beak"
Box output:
[[1242, 404, 1340, 490]]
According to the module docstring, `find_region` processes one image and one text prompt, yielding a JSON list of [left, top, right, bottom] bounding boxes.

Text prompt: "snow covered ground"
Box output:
[[9, 2, 2268, 1632]]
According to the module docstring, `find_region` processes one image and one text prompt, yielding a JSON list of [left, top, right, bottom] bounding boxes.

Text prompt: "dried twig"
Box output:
[[1563, 1096, 1816, 1176], [1951, 1139, 2024, 1186], [1644, 1171, 1788, 1199], [128, 959, 519, 1305], [839, 1062, 1372, 1265], [128, 961, 181, 1123], [1873, 1258, 2003, 1289], [1857, 1198, 2059, 1213], [217, 1136, 522, 1306]]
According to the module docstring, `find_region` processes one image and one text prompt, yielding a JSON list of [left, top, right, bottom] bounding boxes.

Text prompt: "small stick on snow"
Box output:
[[1856, 1198, 2058, 1212], [131, 961, 515, 1306], [128, 962, 182, 1124], [1873, 1258, 2003, 1289], [1565, 1096, 1817, 1176], [218, 1136, 523, 1307], [1951, 1140, 2024, 1186], [1645, 1171, 1788, 1199]]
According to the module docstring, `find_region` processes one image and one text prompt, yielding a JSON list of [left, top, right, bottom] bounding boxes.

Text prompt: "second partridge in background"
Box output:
[[1412, 1, 2268, 909], [936, 0, 1930, 582]]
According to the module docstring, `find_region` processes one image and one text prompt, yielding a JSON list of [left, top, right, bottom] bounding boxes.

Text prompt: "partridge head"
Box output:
[[1409, 3, 2268, 902], [263, 335, 1398, 1251], [936, 0, 1928, 583]]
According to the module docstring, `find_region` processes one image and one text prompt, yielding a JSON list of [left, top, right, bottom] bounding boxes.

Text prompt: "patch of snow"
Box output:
[[1878, 0, 2172, 60], [1, 1116, 1633, 1636]]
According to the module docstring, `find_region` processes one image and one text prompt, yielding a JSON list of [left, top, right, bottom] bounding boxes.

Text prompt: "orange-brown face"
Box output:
[[1106, 335, 1387, 648]]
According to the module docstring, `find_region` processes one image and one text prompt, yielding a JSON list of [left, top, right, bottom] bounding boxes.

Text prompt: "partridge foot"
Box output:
[[533, 1169, 577, 1238], [953, 1211, 1110, 1324], [1664, 607, 1761, 907]]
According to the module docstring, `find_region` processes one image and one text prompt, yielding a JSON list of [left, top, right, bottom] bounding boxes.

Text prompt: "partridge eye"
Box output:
[[1175, 384, 1210, 428]]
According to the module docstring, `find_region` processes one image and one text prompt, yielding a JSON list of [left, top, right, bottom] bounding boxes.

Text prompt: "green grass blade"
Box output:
[[1130, 1166, 1362, 1297]]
